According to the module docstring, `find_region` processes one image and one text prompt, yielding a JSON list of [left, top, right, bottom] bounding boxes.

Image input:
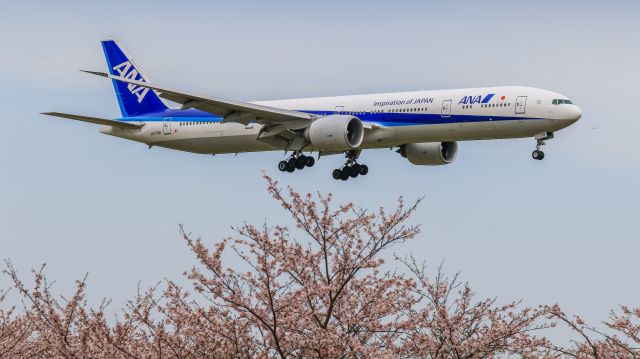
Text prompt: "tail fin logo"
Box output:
[[112, 61, 149, 103]]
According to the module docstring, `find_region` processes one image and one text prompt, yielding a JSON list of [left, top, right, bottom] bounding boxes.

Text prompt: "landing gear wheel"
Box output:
[[359, 164, 369, 176], [532, 150, 545, 160], [332, 169, 342, 180], [287, 158, 296, 172], [295, 156, 307, 170], [339, 168, 350, 181], [278, 160, 288, 172], [348, 166, 359, 178], [305, 156, 315, 168]]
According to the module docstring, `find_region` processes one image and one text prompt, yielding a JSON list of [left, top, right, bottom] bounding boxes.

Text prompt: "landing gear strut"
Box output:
[[278, 151, 315, 173], [532, 132, 554, 161], [332, 150, 368, 181]]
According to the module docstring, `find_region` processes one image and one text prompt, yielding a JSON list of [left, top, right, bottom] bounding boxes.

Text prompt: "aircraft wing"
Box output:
[[82, 71, 316, 130], [42, 112, 143, 129]]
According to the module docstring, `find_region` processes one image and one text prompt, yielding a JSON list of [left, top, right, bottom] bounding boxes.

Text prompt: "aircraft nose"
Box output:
[[568, 105, 582, 122]]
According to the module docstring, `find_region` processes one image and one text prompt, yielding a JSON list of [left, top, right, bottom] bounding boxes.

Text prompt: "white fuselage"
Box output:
[[101, 86, 582, 154]]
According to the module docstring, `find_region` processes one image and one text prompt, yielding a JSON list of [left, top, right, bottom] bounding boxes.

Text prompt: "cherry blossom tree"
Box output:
[[1, 174, 638, 358], [544, 304, 640, 358]]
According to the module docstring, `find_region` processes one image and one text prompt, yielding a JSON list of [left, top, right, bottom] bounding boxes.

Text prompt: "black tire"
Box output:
[[332, 169, 342, 180], [532, 150, 545, 160], [287, 158, 296, 172], [359, 164, 369, 176], [340, 168, 350, 181], [352, 163, 362, 175], [295, 156, 307, 170], [348, 166, 359, 178], [278, 160, 288, 172], [305, 156, 315, 167]]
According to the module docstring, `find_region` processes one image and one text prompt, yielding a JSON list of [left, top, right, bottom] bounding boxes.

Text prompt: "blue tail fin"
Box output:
[[101, 40, 168, 117]]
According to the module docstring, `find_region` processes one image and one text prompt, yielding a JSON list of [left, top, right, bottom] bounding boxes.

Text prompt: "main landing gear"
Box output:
[[532, 132, 554, 161], [332, 150, 368, 181], [276, 150, 369, 181], [332, 163, 368, 181], [277, 152, 315, 173]]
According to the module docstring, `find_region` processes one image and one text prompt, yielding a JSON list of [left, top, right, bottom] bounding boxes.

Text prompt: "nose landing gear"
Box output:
[[532, 132, 554, 161]]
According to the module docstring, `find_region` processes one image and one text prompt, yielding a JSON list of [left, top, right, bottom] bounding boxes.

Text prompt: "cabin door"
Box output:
[[163, 117, 172, 135], [515, 96, 527, 115], [441, 100, 452, 118]]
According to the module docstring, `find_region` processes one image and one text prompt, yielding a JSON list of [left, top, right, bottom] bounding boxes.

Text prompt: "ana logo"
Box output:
[[112, 61, 149, 103], [458, 93, 495, 105]]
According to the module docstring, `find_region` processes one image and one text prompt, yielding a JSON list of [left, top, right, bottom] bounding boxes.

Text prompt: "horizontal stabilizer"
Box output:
[[42, 112, 143, 129]]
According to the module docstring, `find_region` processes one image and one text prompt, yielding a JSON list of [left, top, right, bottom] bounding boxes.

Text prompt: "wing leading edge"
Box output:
[[82, 70, 316, 130]]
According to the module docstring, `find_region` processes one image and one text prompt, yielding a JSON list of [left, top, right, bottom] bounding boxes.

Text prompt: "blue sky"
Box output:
[[1, 0, 639, 336]]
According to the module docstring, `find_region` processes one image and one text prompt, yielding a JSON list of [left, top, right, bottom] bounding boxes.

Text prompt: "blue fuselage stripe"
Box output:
[[119, 109, 542, 127]]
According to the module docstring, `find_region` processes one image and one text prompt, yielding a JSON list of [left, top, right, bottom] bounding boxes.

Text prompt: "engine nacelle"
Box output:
[[399, 142, 458, 165], [305, 115, 364, 151]]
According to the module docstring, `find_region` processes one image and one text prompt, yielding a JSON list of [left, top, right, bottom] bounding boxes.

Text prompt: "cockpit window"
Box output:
[[553, 99, 574, 105]]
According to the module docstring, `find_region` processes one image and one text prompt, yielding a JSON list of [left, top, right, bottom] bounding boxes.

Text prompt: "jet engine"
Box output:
[[305, 115, 364, 151], [398, 142, 458, 165]]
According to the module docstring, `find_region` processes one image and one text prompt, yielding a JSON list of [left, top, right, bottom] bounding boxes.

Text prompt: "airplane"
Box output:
[[44, 40, 582, 181]]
